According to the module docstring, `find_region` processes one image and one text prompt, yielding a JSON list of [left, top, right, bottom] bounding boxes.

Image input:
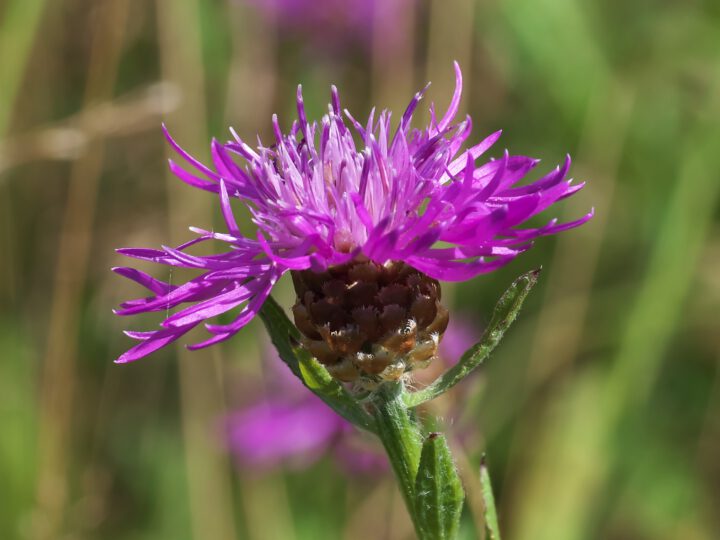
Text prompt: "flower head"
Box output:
[[114, 63, 592, 364]]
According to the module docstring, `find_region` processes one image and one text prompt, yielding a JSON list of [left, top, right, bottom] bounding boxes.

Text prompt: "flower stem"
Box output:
[[372, 380, 424, 533]]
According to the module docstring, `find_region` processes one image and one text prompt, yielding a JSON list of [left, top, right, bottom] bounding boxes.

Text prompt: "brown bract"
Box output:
[[291, 259, 449, 384]]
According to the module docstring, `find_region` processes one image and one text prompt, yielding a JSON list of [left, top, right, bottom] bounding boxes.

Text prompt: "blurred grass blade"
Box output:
[[480, 456, 502, 540], [0, 0, 47, 134], [405, 269, 541, 407], [0, 0, 48, 305], [259, 295, 376, 432], [414, 433, 465, 540]]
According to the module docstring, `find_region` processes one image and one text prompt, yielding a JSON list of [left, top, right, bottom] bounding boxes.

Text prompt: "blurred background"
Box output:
[[1, 0, 719, 538]]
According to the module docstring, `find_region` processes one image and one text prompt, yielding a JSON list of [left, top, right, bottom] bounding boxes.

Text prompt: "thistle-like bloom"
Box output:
[[114, 63, 592, 366]]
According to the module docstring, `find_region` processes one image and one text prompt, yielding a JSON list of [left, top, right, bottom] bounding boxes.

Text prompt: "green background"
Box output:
[[1, 0, 719, 538]]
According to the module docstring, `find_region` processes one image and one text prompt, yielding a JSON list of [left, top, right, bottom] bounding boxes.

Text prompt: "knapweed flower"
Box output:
[[114, 63, 592, 381], [226, 316, 478, 472]]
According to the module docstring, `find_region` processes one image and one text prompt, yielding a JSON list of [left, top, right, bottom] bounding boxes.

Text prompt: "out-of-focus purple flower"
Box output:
[[226, 393, 346, 468], [113, 63, 592, 363], [226, 316, 479, 472], [439, 316, 479, 365], [225, 338, 379, 472], [241, 0, 386, 49]]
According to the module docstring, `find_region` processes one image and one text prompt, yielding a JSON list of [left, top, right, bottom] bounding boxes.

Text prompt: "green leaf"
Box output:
[[413, 433, 465, 540], [480, 456, 501, 540], [259, 295, 376, 433], [404, 269, 541, 408]]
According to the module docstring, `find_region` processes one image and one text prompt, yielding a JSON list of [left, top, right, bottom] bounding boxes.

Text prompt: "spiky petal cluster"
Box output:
[[113, 63, 592, 363]]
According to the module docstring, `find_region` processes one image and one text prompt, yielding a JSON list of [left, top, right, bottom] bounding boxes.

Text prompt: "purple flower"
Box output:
[[225, 345, 370, 471], [241, 0, 384, 48], [225, 316, 479, 472], [226, 392, 347, 469], [113, 63, 592, 363], [438, 315, 479, 365]]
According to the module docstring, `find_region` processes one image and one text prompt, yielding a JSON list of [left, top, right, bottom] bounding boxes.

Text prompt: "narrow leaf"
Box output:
[[259, 295, 376, 432], [405, 269, 540, 408], [480, 456, 501, 540], [413, 433, 465, 540]]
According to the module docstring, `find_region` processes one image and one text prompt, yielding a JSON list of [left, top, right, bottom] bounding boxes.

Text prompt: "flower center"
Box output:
[[291, 259, 449, 385]]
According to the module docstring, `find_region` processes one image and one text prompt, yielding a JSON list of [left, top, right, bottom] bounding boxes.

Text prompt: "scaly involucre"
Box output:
[[114, 63, 592, 363]]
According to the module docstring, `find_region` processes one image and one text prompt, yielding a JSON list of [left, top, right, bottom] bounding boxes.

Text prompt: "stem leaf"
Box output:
[[259, 295, 376, 432], [414, 433, 465, 540], [480, 456, 502, 540], [405, 269, 541, 408]]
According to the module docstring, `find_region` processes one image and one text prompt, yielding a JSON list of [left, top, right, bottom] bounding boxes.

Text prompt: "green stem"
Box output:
[[372, 381, 424, 532]]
